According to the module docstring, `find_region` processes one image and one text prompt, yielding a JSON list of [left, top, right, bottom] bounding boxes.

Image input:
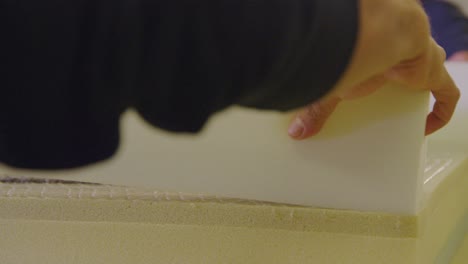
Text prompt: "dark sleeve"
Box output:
[[0, 0, 358, 169], [423, 0, 468, 57]]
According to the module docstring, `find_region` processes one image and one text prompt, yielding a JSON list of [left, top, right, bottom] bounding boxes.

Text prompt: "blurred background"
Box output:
[[424, 0, 468, 61]]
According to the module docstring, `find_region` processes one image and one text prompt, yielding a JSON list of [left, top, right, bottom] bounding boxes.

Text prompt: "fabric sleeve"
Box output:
[[0, 0, 358, 169], [133, 0, 359, 132]]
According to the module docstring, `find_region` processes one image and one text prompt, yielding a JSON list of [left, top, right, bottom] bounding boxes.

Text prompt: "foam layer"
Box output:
[[2, 62, 465, 214], [452, 235, 468, 264], [0, 85, 430, 214], [0, 151, 466, 263], [2, 62, 466, 214]]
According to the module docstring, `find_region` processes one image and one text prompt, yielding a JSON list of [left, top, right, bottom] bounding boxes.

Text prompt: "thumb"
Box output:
[[288, 96, 342, 140]]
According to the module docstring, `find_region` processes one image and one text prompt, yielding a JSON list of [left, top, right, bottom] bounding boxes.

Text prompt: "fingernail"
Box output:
[[288, 118, 305, 138]]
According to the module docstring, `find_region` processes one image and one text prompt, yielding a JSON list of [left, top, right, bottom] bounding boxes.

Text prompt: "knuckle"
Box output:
[[438, 46, 447, 61]]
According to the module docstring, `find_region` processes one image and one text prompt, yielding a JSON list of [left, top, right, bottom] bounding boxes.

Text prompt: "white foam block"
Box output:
[[0, 85, 430, 214]]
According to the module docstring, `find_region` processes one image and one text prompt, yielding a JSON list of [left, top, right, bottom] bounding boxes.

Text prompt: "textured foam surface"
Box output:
[[452, 236, 468, 264], [0, 151, 466, 263]]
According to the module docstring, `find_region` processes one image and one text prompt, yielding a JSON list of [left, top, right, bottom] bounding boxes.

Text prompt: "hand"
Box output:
[[288, 0, 460, 140]]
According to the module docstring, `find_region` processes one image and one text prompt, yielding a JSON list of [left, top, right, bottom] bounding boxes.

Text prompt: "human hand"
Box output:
[[288, 0, 460, 140]]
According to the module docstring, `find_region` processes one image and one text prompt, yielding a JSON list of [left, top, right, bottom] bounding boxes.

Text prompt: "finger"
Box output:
[[426, 70, 460, 135], [288, 96, 342, 140], [425, 45, 460, 135]]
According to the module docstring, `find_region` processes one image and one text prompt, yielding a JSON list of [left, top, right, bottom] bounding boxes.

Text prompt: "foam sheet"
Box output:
[[2, 63, 465, 214], [0, 86, 430, 214], [0, 153, 466, 263]]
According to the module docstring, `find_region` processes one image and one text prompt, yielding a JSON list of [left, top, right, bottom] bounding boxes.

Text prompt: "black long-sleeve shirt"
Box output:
[[0, 0, 358, 169]]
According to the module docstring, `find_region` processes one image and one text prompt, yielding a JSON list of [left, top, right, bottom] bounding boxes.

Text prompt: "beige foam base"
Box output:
[[1, 154, 466, 264], [452, 235, 468, 264]]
